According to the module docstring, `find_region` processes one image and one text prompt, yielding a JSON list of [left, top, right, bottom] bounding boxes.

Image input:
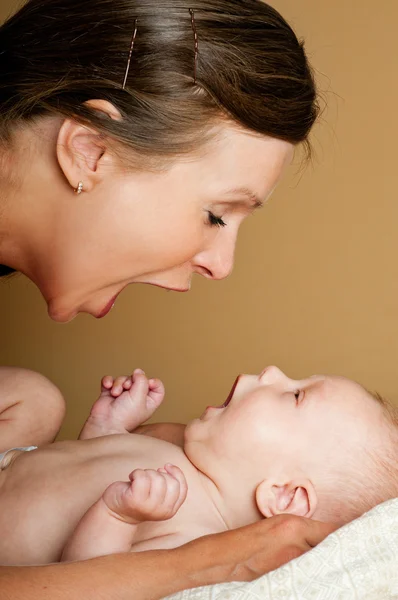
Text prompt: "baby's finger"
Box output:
[[128, 469, 152, 502], [148, 378, 164, 394], [131, 370, 149, 398], [146, 469, 169, 505], [111, 375, 130, 397], [163, 464, 188, 509], [122, 378, 132, 390], [133, 368, 145, 378], [148, 378, 165, 409], [148, 470, 181, 513], [101, 375, 114, 391]]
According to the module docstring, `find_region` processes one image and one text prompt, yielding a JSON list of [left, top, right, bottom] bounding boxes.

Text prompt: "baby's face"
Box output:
[[184, 366, 386, 485]]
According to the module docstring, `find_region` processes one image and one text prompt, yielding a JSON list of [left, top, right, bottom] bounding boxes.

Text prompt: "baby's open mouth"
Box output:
[[220, 375, 240, 408]]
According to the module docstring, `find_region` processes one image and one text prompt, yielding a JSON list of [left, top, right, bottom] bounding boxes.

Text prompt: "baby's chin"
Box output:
[[183, 419, 196, 442], [182, 419, 205, 452]]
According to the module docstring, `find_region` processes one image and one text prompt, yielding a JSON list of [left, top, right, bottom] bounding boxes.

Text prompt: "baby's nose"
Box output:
[[258, 365, 288, 384]]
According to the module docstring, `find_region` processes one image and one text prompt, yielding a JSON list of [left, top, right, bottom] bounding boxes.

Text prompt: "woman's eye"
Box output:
[[294, 389, 305, 404], [207, 212, 226, 228]]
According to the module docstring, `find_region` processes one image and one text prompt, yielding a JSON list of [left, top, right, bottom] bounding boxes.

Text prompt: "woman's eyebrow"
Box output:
[[221, 187, 264, 209]]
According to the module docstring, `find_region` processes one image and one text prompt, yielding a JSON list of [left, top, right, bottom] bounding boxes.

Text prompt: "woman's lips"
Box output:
[[96, 294, 119, 319], [154, 284, 190, 292], [94, 282, 188, 319]]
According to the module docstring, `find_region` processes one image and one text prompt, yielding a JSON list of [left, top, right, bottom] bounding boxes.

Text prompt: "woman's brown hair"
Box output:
[[0, 0, 318, 276]]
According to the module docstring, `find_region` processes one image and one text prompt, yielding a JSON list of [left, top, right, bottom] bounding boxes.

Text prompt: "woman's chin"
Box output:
[[46, 298, 79, 323], [47, 306, 76, 323]]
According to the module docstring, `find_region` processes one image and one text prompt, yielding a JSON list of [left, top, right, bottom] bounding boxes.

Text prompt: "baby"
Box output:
[[0, 365, 397, 566]]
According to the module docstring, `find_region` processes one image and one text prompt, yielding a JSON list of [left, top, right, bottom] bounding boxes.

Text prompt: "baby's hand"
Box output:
[[103, 368, 164, 407], [102, 464, 188, 524], [79, 369, 165, 439]]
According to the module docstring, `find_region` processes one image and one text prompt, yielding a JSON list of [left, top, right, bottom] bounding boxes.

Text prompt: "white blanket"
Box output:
[[165, 498, 398, 600]]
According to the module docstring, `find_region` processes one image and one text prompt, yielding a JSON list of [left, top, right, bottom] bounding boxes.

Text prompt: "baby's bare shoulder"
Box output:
[[83, 431, 184, 453], [3, 433, 189, 483], [77, 432, 191, 471]]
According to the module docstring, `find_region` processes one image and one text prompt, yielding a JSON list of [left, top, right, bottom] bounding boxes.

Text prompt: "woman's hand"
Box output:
[[175, 514, 338, 585]]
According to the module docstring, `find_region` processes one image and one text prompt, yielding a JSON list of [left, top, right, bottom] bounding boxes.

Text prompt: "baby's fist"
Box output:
[[103, 464, 188, 524]]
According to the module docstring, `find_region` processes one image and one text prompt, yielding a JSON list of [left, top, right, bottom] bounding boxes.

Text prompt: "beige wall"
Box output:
[[1, 0, 398, 440]]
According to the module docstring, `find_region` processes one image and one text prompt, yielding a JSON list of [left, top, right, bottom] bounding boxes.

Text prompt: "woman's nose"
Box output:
[[193, 230, 236, 281]]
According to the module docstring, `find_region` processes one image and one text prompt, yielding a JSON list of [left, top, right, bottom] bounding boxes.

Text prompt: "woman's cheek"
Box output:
[[162, 226, 205, 261]]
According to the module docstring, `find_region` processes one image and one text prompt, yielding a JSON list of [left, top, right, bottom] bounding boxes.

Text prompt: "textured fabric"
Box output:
[[165, 498, 398, 600]]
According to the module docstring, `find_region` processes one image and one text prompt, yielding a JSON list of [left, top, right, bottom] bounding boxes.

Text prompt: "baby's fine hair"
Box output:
[[318, 393, 398, 525]]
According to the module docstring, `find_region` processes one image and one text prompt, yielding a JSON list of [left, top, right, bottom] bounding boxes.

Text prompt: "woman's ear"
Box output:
[[255, 478, 318, 519], [55, 100, 122, 193]]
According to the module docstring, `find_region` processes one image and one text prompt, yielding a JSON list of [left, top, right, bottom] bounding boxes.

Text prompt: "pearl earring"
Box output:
[[74, 182, 84, 195]]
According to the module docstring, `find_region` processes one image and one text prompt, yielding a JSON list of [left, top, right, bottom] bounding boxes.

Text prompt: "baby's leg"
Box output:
[[0, 366, 65, 453], [79, 369, 165, 440], [61, 464, 187, 561]]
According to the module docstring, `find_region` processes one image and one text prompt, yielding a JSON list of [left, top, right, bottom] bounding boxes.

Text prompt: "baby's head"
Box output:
[[184, 366, 398, 526]]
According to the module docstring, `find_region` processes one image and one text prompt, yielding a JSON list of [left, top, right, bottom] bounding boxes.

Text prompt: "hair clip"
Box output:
[[122, 19, 138, 90], [189, 9, 199, 84]]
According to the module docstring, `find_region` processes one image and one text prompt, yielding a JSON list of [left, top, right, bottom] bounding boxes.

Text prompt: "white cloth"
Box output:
[[165, 498, 398, 600]]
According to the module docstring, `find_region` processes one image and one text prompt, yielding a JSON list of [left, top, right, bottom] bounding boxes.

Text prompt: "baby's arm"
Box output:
[[0, 367, 65, 453], [61, 464, 188, 561]]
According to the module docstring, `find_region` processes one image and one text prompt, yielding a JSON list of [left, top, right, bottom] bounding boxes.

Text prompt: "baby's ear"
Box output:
[[255, 479, 317, 519]]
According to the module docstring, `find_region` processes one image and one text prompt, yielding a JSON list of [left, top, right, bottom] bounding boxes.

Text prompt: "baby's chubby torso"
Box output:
[[0, 433, 225, 565]]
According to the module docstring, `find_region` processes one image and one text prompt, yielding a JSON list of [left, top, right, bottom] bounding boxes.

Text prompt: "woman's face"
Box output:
[[44, 125, 293, 321]]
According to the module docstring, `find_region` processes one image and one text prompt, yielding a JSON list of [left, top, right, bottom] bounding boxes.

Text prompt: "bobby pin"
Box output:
[[189, 9, 199, 83], [122, 19, 138, 90]]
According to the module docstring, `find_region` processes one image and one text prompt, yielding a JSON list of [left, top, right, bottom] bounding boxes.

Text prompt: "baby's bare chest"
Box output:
[[0, 434, 201, 564]]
